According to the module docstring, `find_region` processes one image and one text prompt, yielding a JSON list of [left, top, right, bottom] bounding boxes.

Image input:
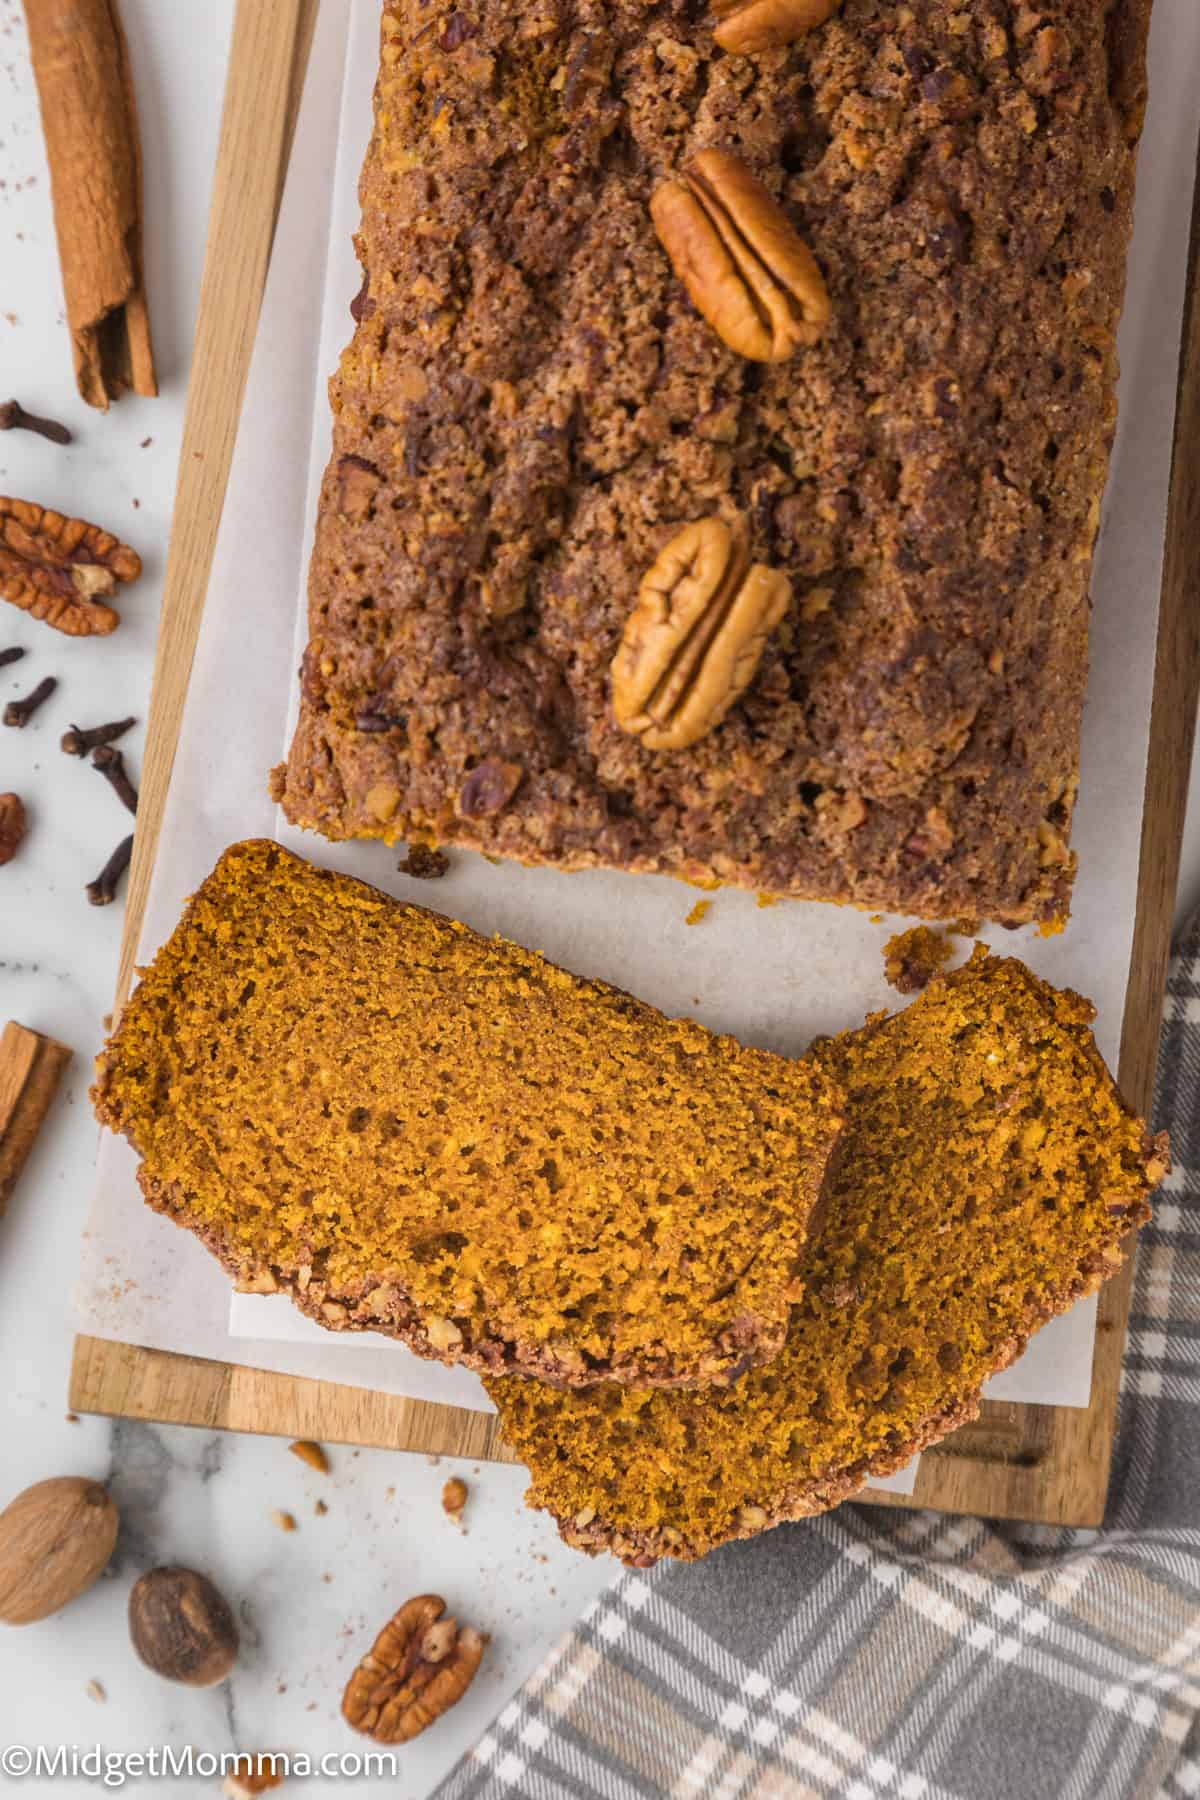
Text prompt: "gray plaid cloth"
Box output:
[[434, 917, 1200, 1800]]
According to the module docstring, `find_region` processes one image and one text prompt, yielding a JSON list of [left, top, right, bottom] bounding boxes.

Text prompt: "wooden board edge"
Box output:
[[116, 0, 319, 1016], [69, 1335, 515, 1463]]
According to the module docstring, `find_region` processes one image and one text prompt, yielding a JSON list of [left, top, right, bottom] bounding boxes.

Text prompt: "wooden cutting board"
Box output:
[[70, 0, 1200, 1526]]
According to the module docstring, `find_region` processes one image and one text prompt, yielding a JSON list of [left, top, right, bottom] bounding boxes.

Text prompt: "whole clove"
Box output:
[[0, 399, 72, 445], [92, 744, 138, 815], [3, 675, 58, 728], [62, 716, 136, 757], [86, 833, 133, 905], [0, 647, 27, 669]]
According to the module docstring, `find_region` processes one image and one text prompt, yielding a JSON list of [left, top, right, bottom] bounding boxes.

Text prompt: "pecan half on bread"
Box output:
[[651, 151, 831, 362], [612, 518, 791, 749]]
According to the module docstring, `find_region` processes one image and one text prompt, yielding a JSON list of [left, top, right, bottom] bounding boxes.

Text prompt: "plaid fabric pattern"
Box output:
[[434, 918, 1200, 1800]]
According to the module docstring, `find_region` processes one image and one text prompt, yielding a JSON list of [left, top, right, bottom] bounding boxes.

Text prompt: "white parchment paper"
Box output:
[[75, 0, 1200, 1458]]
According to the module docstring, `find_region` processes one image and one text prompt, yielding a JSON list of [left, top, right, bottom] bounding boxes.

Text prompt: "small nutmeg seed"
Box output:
[[0, 1476, 119, 1624], [128, 1566, 239, 1686]]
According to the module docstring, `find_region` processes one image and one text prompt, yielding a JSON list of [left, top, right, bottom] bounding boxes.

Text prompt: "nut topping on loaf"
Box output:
[[650, 151, 832, 362], [278, 0, 1151, 926], [712, 0, 840, 57], [612, 518, 791, 749]]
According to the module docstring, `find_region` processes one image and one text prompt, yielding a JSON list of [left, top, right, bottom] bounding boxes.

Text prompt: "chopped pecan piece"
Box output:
[[223, 1754, 284, 1796], [0, 498, 140, 636], [458, 758, 523, 819], [0, 792, 27, 865], [337, 456, 380, 521], [651, 151, 830, 363], [441, 1477, 468, 1517], [342, 1595, 488, 1744], [439, 12, 478, 50], [350, 269, 377, 323], [611, 518, 790, 751], [712, 0, 839, 55]]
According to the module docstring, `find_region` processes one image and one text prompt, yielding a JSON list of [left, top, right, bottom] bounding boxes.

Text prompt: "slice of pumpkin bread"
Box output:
[[488, 949, 1167, 1559], [92, 839, 843, 1389]]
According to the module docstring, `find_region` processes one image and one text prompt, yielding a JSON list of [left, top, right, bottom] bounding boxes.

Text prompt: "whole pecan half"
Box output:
[[342, 1595, 488, 1744], [611, 518, 791, 750], [0, 498, 141, 636], [651, 151, 830, 362], [712, 0, 839, 55]]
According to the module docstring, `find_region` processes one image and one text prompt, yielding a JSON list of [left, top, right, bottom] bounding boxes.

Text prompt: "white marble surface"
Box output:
[[2, 4, 1198, 1798], [0, 3, 612, 1794]]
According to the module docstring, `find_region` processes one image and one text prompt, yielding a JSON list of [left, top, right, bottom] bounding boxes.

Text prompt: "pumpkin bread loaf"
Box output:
[[488, 949, 1167, 1560], [275, 0, 1151, 924], [92, 840, 844, 1389]]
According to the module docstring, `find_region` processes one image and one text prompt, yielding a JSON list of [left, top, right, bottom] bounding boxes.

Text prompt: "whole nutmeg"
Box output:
[[128, 1566, 239, 1686], [0, 1476, 119, 1624]]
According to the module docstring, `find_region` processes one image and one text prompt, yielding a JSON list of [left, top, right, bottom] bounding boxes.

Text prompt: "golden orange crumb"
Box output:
[[756, 892, 780, 908], [272, 1510, 298, 1533], [442, 1476, 469, 1517], [1037, 915, 1067, 938], [685, 900, 711, 927], [289, 1439, 329, 1475]]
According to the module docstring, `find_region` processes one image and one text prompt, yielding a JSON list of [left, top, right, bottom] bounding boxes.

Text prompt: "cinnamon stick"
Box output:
[[21, 0, 157, 410], [0, 1022, 72, 1223]]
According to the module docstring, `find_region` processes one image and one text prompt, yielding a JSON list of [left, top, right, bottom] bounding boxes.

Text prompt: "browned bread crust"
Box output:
[[278, 0, 1151, 924]]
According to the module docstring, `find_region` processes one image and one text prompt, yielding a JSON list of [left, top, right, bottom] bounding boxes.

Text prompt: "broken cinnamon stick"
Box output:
[[21, 0, 157, 410], [0, 1022, 72, 1223]]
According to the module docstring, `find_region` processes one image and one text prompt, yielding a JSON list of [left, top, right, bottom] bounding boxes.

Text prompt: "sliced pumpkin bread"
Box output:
[[93, 839, 843, 1389], [488, 950, 1166, 1559]]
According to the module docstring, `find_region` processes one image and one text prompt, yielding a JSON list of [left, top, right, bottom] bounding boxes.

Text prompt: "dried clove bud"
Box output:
[[91, 744, 138, 815], [61, 716, 135, 757], [0, 400, 73, 445], [0, 646, 27, 669], [4, 675, 57, 728], [86, 834, 133, 906]]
